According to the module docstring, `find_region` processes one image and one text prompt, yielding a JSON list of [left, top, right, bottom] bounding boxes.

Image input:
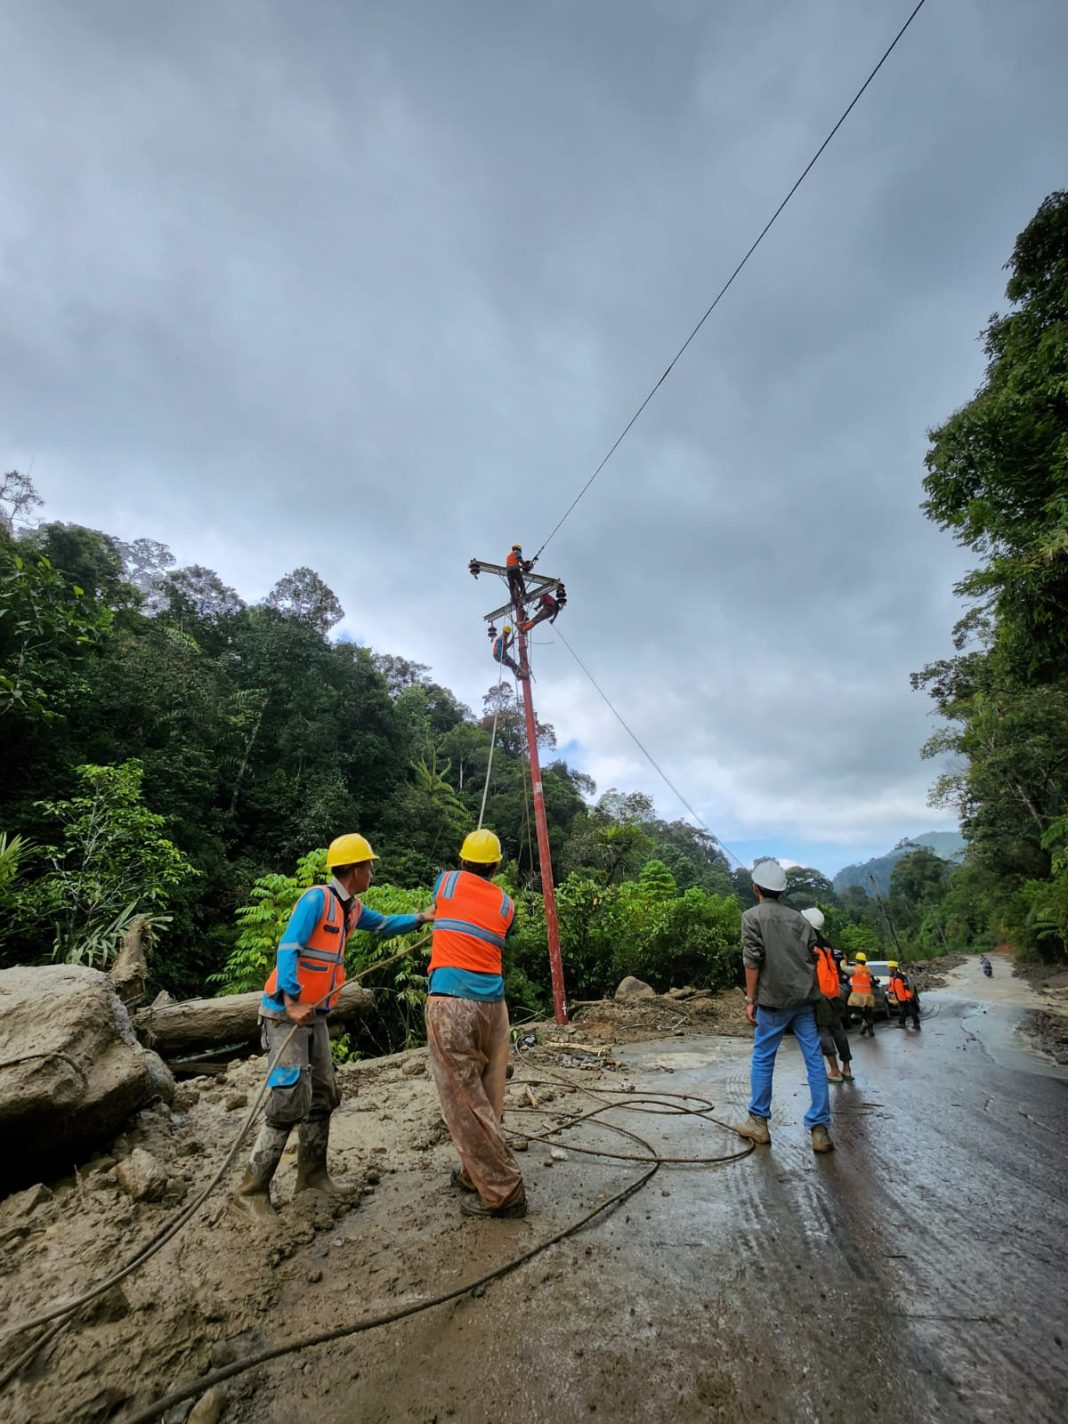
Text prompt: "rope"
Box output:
[[478, 658, 507, 829], [531, 0, 931, 561]]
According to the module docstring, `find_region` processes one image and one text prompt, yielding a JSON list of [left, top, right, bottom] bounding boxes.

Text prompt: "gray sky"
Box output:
[[2, 0, 1066, 877]]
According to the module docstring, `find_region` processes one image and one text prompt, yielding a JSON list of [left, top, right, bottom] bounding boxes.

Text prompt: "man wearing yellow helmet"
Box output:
[[233, 833, 434, 1223], [424, 828, 527, 1219], [505, 542, 531, 609], [489, 622, 527, 679], [888, 961, 921, 1030]]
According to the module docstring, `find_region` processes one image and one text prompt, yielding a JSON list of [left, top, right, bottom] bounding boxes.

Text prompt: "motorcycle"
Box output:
[[980, 957, 993, 978]]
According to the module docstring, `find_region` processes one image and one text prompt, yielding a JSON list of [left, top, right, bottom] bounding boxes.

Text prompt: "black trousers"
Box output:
[[817, 996, 852, 1063], [899, 998, 920, 1028]]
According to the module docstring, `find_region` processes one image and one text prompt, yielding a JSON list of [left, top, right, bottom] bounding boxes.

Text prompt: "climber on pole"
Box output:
[[490, 623, 526, 679], [506, 544, 532, 610], [520, 584, 565, 633]]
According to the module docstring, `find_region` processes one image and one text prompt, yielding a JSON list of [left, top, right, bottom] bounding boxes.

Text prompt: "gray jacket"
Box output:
[[741, 899, 820, 1009]]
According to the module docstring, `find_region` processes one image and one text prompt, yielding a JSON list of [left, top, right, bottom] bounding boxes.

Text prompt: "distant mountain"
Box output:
[[833, 832, 965, 899]]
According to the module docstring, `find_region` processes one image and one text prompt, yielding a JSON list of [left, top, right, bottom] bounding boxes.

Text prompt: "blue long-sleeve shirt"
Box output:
[[260, 883, 422, 1018]]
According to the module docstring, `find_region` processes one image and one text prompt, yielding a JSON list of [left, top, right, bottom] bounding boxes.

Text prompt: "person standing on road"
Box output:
[[802, 907, 854, 1083], [848, 952, 876, 1037], [233, 834, 434, 1223], [735, 859, 834, 1154], [424, 828, 528, 1219], [888, 961, 921, 1030]]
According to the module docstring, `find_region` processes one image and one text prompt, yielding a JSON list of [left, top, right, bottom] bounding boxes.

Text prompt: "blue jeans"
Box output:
[[748, 1004, 831, 1130]]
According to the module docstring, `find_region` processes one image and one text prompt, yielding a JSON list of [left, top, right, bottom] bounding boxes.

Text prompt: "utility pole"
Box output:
[[469, 554, 569, 1023]]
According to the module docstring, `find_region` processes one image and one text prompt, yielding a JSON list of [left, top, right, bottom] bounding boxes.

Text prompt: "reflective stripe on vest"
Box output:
[[891, 973, 912, 1001], [816, 946, 840, 999], [264, 886, 361, 1012], [429, 870, 515, 977], [850, 965, 872, 994]]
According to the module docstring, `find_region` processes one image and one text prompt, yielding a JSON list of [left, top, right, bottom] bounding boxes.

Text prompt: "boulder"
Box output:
[[116, 1147, 168, 1202], [614, 976, 656, 1000], [0, 964, 174, 1192]]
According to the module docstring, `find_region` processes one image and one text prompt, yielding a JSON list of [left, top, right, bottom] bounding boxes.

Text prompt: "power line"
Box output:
[[554, 627, 747, 870], [532, 0, 930, 561]]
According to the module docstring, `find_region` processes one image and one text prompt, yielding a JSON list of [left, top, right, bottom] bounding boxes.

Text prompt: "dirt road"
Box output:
[[216, 960, 1067, 1424], [4, 959, 1066, 1423]]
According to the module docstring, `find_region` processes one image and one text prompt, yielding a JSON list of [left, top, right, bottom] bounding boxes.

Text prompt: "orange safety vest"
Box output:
[[506, 550, 522, 568], [815, 946, 841, 999], [428, 869, 515, 977], [264, 886, 360, 1012], [890, 972, 912, 1002], [850, 964, 872, 995]]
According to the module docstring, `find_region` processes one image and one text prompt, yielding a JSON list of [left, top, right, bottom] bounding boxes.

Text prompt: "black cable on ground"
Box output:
[[0, 941, 430, 1387], [119, 1078, 752, 1421]]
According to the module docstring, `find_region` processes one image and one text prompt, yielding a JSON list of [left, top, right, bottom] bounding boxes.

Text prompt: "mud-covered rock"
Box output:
[[0, 965, 174, 1192], [614, 976, 655, 999], [116, 1147, 168, 1201]]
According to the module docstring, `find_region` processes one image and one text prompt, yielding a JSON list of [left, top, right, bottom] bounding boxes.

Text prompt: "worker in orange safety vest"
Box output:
[[424, 828, 527, 1219], [506, 543, 531, 610], [232, 834, 433, 1223], [888, 960, 921, 1030], [802, 907, 854, 1082], [848, 952, 876, 1037]]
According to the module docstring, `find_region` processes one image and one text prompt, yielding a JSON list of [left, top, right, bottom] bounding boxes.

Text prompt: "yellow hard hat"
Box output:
[[854, 951, 867, 963], [888, 960, 899, 969], [512, 543, 522, 551], [502, 624, 512, 632], [460, 828, 503, 864], [326, 833, 378, 868]]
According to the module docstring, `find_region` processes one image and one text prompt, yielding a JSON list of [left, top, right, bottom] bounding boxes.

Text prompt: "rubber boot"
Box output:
[[295, 1117, 340, 1194], [232, 1123, 289, 1223]]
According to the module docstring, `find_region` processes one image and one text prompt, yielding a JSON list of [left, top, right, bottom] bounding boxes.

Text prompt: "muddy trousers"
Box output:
[[248, 1017, 341, 1178], [259, 1016, 340, 1127], [817, 997, 852, 1064], [898, 1000, 920, 1029], [425, 995, 525, 1210]]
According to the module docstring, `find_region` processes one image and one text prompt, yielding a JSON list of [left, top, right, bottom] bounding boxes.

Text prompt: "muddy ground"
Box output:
[[3, 956, 1066, 1424]]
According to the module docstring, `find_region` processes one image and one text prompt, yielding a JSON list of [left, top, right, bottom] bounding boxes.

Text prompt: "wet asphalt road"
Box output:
[[251, 965, 1068, 1424]]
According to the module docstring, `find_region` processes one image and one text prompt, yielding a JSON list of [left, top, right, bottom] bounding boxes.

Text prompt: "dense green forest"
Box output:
[[2, 191, 1065, 1042], [911, 190, 1068, 966]]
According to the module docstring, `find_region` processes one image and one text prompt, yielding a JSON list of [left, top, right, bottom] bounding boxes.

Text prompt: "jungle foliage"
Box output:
[[912, 190, 1068, 963]]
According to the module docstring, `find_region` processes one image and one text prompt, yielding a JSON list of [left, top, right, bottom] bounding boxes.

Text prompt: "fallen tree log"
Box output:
[[133, 982, 375, 1057]]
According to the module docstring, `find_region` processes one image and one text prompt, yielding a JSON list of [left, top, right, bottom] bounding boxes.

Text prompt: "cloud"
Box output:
[[2, 0, 1065, 875]]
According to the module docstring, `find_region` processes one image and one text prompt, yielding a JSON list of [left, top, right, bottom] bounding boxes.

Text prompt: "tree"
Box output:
[[10, 760, 197, 967], [265, 567, 343, 634], [115, 532, 175, 603], [916, 191, 1068, 961], [0, 470, 43, 532], [923, 191, 1068, 678], [0, 534, 112, 722], [162, 564, 245, 624], [783, 866, 837, 908]]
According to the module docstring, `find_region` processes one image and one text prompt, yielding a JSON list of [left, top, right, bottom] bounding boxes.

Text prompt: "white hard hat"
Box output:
[[801, 907, 825, 931], [751, 858, 787, 893]]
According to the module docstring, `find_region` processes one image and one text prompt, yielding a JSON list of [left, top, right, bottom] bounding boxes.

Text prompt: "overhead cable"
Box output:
[[554, 627, 746, 869], [532, 0, 931, 561]]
